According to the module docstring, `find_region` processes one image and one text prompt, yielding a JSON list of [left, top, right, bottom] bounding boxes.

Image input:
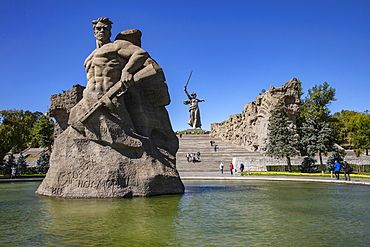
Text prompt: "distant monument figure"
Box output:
[[36, 17, 184, 198], [183, 86, 205, 129]]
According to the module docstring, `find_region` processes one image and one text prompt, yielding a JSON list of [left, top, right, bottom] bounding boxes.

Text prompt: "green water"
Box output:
[[1, 180, 370, 246]]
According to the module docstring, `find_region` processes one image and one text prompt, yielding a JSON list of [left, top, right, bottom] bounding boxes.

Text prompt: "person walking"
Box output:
[[343, 160, 352, 181], [192, 153, 196, 163], [10, 165, 17, 179], [334, 160, 341, 180], [239, 163, 244, 172], [186, 153, 190, 162], [220, 162, 224, 174], [197, 151, 201, 161], [229, 163, 234, 175]]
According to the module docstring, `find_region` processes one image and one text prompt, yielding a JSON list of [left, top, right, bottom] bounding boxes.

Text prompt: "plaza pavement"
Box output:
[[1, 172, 369, 187], [179, 171, 370, 186]]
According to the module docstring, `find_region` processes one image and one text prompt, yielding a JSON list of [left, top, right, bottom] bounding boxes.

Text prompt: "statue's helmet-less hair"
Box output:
[[92, 17, 113, 30]]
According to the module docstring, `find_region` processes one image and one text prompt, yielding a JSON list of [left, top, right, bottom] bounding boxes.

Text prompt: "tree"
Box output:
[[350, 113, 370, 155], [31, 115, 54, 150], [326, 151, 343, 175], [16, 152, 28, 175], [332, 111, 370, 154], [299, 82, 336, 122], [0, 109, 43, 159], [35, 151, 50, 174], [300, 114, 335, 172], [265, 101, 299, 172], [331, 110, 359, 148], [4, 152, 16, 176]]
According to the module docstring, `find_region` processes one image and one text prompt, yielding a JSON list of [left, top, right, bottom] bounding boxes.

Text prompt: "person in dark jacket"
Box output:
[[343, 160, 352, 181]]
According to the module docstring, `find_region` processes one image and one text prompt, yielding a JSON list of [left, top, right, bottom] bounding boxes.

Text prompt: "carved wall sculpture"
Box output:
[[49, 84, 85, 138], [211, 78, 300, 151]]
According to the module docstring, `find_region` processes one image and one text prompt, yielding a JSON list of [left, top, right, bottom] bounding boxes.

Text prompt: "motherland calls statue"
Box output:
[[36, 17, 184, 198], [183, 85, 205, 129]]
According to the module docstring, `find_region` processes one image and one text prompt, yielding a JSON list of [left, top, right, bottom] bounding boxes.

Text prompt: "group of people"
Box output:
[[219, 162, 244, 175], [334, 160, 353, 181], [186, 152, 201, 163]]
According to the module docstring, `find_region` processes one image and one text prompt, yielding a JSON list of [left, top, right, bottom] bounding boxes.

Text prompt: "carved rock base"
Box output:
[[36, 127, 184, 198]]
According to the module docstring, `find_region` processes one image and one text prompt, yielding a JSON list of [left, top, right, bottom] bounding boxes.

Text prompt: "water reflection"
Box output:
[[1, 180, 370, 246], [39, 194, 182, 246]]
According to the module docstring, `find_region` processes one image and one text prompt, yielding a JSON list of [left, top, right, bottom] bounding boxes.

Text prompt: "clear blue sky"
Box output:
[[1, 0, 369, 131]]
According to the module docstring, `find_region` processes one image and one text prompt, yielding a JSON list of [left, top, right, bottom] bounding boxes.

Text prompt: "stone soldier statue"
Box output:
[[183, 86, 205, 129], [36, 17, 184, 198]]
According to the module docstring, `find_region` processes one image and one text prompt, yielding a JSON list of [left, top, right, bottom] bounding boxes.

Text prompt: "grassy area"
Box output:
[[0, 174, 46, 179], [240, 171, 370, 179]]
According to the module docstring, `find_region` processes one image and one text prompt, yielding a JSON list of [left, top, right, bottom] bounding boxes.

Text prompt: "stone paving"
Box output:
[[179, 171, 370, 186], [1, 173, 369, 187]]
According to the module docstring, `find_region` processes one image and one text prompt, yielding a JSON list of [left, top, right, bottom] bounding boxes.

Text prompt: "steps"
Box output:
[[176, 134, 264, 172], [175, 134, 370, 172]]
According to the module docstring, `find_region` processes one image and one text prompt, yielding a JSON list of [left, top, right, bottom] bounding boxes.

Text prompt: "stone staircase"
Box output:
[[176, 134, 263, 172]]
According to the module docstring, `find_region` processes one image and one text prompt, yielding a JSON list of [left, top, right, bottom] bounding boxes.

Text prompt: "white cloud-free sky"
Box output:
[[1, 0, 369, 131]]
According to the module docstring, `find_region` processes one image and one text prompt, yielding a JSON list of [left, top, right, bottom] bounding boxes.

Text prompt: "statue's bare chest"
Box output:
[[91, 44, 126, 69]]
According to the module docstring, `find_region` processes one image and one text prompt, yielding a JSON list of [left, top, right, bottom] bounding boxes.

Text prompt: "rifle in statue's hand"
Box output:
[[79, 63, 158, 124]]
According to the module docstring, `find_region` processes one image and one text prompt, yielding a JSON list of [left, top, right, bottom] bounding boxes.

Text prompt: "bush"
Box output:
[[300, 157, 318, 173]]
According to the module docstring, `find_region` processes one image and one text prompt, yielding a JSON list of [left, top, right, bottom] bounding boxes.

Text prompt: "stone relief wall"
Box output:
[[49, 84, 85, 138], [211, 78, 300, 151]]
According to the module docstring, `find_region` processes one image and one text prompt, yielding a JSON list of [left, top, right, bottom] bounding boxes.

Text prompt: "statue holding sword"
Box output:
[[183, 71, 205, 129]]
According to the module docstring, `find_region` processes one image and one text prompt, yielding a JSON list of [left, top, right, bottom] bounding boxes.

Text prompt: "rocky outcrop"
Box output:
[[211, 78, 300, 151]]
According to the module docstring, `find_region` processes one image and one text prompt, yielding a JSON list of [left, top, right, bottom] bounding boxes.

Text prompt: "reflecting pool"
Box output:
[[1, 180, 370, 246]]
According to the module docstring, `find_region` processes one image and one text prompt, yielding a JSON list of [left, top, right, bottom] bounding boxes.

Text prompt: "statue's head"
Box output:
[[92, 17, 113, 43], [191, 92, 197, 98]]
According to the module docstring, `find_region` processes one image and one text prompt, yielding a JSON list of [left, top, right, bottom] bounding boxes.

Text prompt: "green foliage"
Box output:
[[300, 157, 318, 173], [297, 82, 336, 150], [331, 110, 370, 152], [31, 115, 54, 148], [331, 110, 358, 147], [16, 152, 28, 175], [300, 113, 335, 171], [300, 114, 335, 156], [35, 151, 50, 174], [354, 149, 362, 158], [300, 82, 336, 121], [326, 151, 342, 172], [2, 152, 16, 175], [0, 109, 43, 159], [265, 101, 299, 171], [350, 113, 370, 150]]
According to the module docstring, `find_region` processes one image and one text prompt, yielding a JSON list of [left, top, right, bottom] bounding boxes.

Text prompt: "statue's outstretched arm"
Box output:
[[184, 87, 191, 100]]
